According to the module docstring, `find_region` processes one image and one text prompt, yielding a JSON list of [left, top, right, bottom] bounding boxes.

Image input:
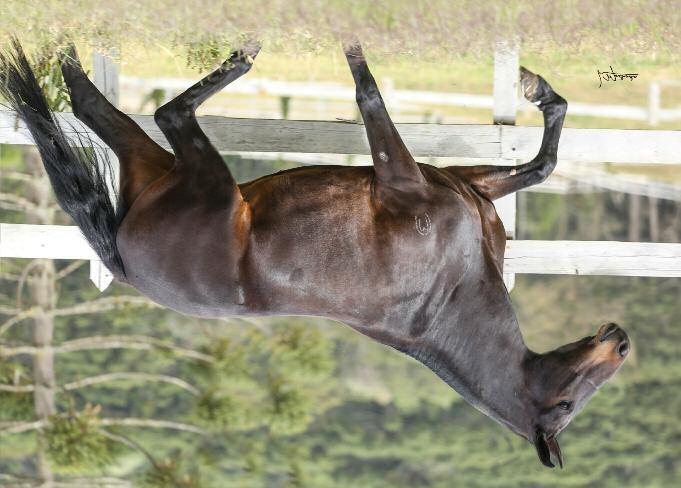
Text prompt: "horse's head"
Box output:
[[523, 322, 630, 468]]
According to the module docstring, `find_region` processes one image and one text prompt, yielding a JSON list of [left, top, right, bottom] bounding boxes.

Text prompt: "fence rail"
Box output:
[[2, 110, 680, 164], [2, 44, 680, 288], [3, 224, 680, 278], [120, 75, 681, 125]]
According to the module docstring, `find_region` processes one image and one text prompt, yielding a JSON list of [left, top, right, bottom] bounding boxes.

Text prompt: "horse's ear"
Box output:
[[534, 429, 564, 469]]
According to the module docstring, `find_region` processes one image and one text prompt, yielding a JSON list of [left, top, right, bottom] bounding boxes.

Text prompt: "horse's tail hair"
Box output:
[[0, 38, 125, 280]]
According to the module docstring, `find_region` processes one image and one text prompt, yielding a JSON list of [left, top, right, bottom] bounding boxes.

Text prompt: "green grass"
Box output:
[[3, 0, 681, 66]]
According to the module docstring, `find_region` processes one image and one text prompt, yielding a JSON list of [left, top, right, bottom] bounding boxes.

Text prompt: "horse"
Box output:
[[0, 38, 630, 468]]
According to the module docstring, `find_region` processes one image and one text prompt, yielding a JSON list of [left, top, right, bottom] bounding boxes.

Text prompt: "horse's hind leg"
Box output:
[[59, 46, 174, 212], [153, 42, 260, 195], [344, 43, 425, 187]]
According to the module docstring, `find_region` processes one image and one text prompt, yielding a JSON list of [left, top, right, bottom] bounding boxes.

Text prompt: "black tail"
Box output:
[[0, 39, 125, 280]]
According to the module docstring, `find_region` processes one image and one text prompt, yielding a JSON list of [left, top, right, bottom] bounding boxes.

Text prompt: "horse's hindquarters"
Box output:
[[117, 174, 249, 317]]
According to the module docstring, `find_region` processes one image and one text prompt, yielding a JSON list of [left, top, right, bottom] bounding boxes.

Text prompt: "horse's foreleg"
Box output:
[[344, 43, 425, 187], [153, 42, 260, 191], [59, 45, 174, 212], [453, 67, 567, 200]]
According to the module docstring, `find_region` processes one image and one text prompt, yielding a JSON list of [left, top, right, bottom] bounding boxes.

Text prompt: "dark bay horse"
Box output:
[[0, 39, 630, 468]]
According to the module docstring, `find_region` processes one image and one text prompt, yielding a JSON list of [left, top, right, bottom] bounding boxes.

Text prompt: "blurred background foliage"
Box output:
[[3, 142, 681, 486]]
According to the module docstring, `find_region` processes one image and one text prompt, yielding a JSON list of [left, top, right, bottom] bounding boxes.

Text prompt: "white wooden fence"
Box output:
[[119, 76, 681, 125], [2, 44, 681, 293], [4, 223, 681, 278], [3, 112, 680, 164]]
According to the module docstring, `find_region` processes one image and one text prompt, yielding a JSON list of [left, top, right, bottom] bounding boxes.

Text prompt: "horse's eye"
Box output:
[[557, 401, 572, 411]]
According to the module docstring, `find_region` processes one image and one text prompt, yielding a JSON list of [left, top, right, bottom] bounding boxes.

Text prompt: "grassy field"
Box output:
[[2, 0, 680, 60], [3, 0, 681, 130], [3, 2, 681, 153]]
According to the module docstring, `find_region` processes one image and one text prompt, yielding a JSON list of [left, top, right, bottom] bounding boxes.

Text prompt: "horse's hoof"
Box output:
[[343, 42, 365, 63], [239, 39, 261, 63], [227, 40, 261, 67], [520, 66, 540, 103]]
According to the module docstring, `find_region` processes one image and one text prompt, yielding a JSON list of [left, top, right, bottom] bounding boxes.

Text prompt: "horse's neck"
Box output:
[[405, 280, 534, 438]]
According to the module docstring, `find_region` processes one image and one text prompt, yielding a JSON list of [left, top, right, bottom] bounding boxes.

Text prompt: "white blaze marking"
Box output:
[[378, 151, 389, 162]]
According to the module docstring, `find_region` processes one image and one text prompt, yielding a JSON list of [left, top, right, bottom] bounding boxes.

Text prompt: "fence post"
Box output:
[[648, 82, 660, 126], [493, 40, 519, 125], [89, 51, 119, 292], [493, 39, 520, 291], [628, 194, 642, 242], [382, 77, 399, 119], [649, 196, 660, 242]]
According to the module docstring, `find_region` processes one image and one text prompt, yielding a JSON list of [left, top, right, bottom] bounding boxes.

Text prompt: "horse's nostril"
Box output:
[[617, 340, 630, 357], [600, 323, 620, 342]]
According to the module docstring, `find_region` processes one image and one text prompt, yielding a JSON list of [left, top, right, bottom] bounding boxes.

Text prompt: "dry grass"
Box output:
[[1, 0, 681, 68]]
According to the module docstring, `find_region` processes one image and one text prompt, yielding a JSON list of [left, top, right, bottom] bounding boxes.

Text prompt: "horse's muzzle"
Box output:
[[597, 323, 630, 358]]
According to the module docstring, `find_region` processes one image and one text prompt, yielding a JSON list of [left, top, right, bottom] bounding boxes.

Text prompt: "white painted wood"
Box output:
[[4, 110, 679, 163], [91, 52, 120, 205], [90, 51, 119, 291], [89, 259, 114, 292], [499, 192, 517, 288], [493, 39, 519, 125], [648, 82, 660, 126], [5, 224, 681, 277], [0, 224, 98, 260], [565, 102, 647, 121], [491, 43, 518, 236], [120, 75, 496, 110], [499, 192, 516, 294], [502, 272, 516, 291], [121, 75, 681, 122], [0, 111, 503, 158], [500, 125, 681, 164], [520, 99, 651, 121], [492, 40, 519, 289], [555, 163, 681, 201], [494, 193, 517, 236], [92, 52, 119, 106], [0, 111, 107, 147], [505, 240, 681, 277]]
